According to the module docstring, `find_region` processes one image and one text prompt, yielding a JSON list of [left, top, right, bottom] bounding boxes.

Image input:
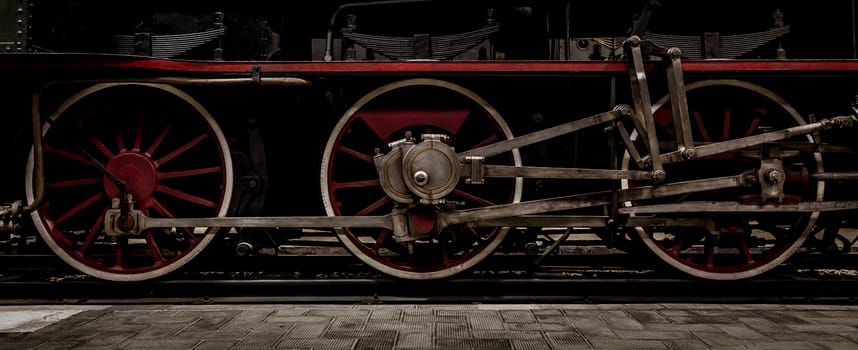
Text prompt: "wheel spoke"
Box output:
[[144, 231, 166, 262], [331, 179, 381, 191], [439, 241, 450, 265], [155, 133, 209, 167], [744, 117, 761, 137], [467, 134, 499, 151], [158, 166, 222, 180], [115, 128, 127, 152], [76, 205, 108, 254], [739, 234, 755, 264], [406, 244, 414, 266], [87, 135, 114, 159], [371, 229, 391, 254], [451, 189, 495, 207], [693, 111, 712, 142], [355, 196, 391, 216], [113, 238, 125, 269], [149, 197, 175, 217], [704, 235, 715, 268], [337, 145, 374, 164], [157, 185, 217, 208], [47, 177, 100, 189], [669, 236, 683, 255], [150, 198, 197, 243], [654, 110, 676, 139], [52, 192, 104, 226], [45, 144, 91, 166], [133, 114, 144, 152], [146, 121, 174, 156], [465, 227, 480, 241], [722, 109, 731, 141]]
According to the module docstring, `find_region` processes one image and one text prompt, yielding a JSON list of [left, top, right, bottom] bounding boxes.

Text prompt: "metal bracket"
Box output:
[[105, 209, 144, 237], [759, 158, 786, 202], [623, 36, 665, 181], [133, 32, 152, 57], [251, 65, 261, 86], [464, 156, 485, 184], [391, 206, 410, 242], [664, 47, 695, 159], [612, 119, 646, 169]]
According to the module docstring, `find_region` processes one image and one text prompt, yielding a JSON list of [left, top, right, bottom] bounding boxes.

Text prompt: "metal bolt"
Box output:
[[668, 47, 682, 59], [627, 35, 641, 46], [651, 170, 666, 183], [413, 171, 429, 186], [765, 170, 783, 184], [743, 173, 757, 186], [613, 104, 632, 116], [235, 242, 253, 257]]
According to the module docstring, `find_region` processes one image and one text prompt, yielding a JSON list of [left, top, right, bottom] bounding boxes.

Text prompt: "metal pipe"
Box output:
[[146, 76, 312, 87], [36, 76, 311, 90]]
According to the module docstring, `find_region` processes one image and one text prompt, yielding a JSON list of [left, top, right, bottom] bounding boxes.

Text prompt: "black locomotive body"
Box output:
[[1, 0, 857, 282]]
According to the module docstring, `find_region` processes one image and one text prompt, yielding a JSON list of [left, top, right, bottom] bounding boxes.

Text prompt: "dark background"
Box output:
[[21, 0, 858, 60]]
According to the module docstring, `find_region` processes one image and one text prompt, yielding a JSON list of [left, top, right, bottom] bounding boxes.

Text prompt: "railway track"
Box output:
[[1, 247, 856, 305]]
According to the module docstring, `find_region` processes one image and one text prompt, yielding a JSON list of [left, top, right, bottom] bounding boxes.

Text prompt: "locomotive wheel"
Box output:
[[622, 79, 822, 280], [26, 83, 233, 282], [321, 79, 522, 280]]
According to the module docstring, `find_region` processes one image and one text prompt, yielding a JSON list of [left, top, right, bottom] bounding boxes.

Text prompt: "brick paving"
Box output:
[[0, 303, 857, 349]]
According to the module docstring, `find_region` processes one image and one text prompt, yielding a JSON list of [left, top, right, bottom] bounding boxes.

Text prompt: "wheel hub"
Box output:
[[376, 134, 460, 205], [403, 134, 459, 204], [103, 152, 158, 205]]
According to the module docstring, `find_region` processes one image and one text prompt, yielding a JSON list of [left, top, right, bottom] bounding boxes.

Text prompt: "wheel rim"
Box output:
[[622, 79, 822, 280], [321, 78, 522, 280], [26, 83, 233, 282]]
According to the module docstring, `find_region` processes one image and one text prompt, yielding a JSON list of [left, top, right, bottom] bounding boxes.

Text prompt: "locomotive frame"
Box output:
[[1, 0, 858, 283]]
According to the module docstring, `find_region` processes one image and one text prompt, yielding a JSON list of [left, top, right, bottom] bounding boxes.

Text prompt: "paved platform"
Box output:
[[1, 303, 857, 349]]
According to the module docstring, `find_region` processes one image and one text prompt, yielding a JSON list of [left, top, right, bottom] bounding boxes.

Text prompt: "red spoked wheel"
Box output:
[[321, 79, 522, 280], [26, 83, 233, 282], [622, 79, 822, 280]]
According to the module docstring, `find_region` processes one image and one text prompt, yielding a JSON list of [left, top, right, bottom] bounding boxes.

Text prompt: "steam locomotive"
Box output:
[[1, 0, 857, 282]]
